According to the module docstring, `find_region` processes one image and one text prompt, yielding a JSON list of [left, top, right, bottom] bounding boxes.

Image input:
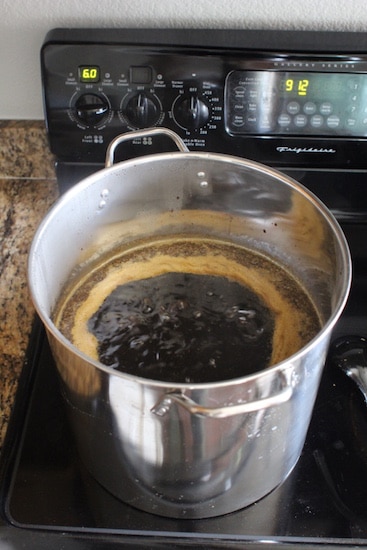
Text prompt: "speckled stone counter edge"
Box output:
[[0, 120, 58, 451], [0, 120, 56, 179]]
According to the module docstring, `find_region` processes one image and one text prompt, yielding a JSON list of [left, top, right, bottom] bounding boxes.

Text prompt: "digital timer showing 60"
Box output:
[[79, 66, 100, 83], [282, 78, 310, 96]]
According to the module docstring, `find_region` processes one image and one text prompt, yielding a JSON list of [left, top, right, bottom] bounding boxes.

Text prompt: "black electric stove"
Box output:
[[1, 28, 367, 548]]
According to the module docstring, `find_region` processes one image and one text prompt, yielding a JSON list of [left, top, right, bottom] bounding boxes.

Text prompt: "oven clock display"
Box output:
[[282, 78, 310, 96]]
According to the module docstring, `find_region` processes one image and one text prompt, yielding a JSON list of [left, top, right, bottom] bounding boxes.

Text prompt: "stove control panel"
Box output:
[[41, 29, 367, 168], [65, 61, 222, 133], [42, 42, 226, 163]]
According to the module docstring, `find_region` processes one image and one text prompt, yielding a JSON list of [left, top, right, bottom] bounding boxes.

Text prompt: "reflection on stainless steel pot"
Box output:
[[28, 128, 351, 518]]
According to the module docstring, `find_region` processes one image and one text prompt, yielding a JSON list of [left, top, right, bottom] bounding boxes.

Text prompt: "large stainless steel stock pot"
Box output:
[[28, 128, 351, 518]]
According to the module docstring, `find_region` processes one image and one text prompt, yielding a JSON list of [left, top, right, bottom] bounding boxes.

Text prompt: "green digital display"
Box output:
[[280, 77, 310, 96], [79, 66, 100, 83], [226, 70, 367, 136], [278, 72, 348, 100]]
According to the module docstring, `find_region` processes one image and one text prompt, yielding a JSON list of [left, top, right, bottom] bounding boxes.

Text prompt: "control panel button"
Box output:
[[303, 102, 317, 115], [346, 118, 357, 127], [294, 114, 308, 127], [278, 113, 291, 127], [286, 101, 301, 115], [234, 86, 246, 98], [310, 114, 324, 128], [232, 115, 246, 127], [327, 114, 340, 128], [320, 102, 333, 116]]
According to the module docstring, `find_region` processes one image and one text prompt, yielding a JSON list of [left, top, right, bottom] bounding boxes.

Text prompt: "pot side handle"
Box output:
[[151, 372, 293, 419], [105, 127, 189, 167]]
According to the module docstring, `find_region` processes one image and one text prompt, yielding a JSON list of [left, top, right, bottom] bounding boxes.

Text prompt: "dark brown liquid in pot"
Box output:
[[54, 237, 321, 383], [88, 272, 274, 383]]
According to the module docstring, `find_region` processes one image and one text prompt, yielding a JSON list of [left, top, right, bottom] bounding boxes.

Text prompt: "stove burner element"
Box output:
[[330, 336, 367, 404]]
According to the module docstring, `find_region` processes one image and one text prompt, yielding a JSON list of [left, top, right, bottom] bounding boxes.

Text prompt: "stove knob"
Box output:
[[74, 93, 109, 126], [173, 94, 210, 131], [122, 92, 161, 128]]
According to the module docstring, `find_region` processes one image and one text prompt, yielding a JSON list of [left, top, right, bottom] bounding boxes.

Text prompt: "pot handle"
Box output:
[[105, 128, 189, 167], [151, 372, 293, 419]]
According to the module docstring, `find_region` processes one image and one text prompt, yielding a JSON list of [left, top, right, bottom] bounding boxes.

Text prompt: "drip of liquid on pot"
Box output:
[[87, 272, 274, 383]]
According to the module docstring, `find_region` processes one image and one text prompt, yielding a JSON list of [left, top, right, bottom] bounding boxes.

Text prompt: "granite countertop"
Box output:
[[0, 120, 58, 451]]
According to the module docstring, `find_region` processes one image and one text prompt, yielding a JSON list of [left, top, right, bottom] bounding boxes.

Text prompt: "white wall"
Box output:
[[2, 0, 367, 119]]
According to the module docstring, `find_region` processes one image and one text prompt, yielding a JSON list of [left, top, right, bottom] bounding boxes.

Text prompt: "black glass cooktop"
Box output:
[[0, 261, 367, 549]]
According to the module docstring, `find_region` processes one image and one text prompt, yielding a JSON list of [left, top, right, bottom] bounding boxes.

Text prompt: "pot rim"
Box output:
[[28, 150, 352, 389]]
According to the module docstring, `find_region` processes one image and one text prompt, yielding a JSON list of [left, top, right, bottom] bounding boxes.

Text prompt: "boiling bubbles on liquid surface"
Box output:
[[88, 272, 274, 383]]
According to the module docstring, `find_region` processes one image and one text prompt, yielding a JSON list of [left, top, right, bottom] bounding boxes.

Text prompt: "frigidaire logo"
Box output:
[[276, 146, 336, 154]]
